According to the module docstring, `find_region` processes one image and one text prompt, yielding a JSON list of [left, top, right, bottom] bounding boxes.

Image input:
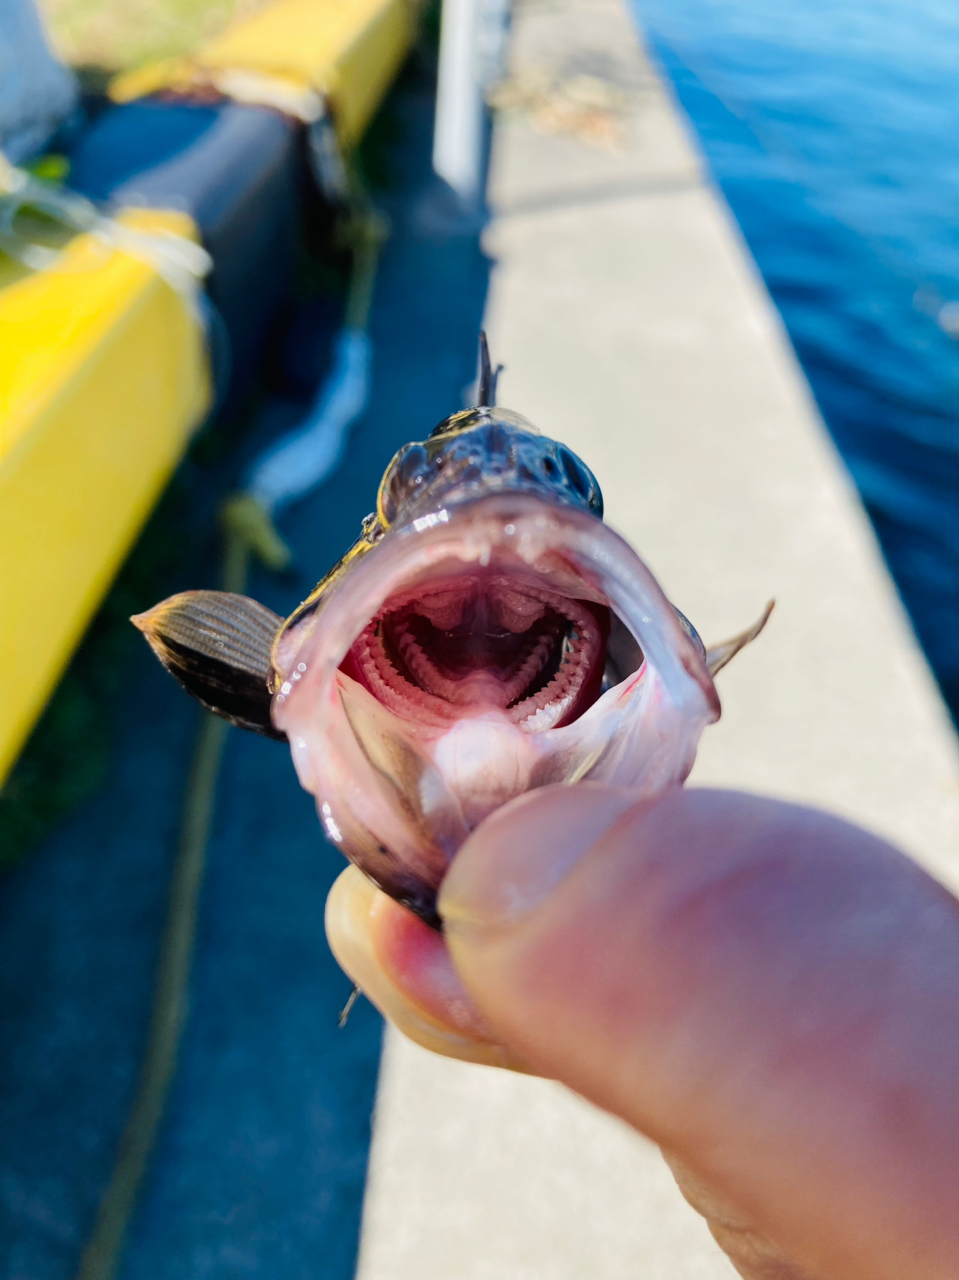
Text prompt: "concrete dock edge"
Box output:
[[354, 1, 959, 1275]]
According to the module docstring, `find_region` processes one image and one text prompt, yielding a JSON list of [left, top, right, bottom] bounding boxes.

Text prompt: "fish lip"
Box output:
[[272, 493, 719, 921], [271, 493, 719, 725]]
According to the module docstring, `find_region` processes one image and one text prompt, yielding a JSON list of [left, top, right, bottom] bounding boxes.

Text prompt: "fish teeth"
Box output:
[[347, 575, 603, 732], [522, 694, 573, 732]]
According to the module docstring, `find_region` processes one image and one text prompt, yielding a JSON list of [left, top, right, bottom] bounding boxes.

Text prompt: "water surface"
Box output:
[[633, 0, 959, 718]]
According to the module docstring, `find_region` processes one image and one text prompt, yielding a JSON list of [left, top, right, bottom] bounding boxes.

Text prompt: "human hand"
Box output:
[[326, 784, 959, 1280]]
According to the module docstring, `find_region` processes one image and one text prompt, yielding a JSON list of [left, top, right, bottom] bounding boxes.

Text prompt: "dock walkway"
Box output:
[[354, 1, 959, 1276]]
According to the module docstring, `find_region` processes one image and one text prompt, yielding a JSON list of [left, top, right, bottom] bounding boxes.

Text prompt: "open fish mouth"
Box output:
[[131, 340, 771, 928], [271, 494, 718, 924], [131, 483, 767, 929], [344, 571, 609, 730]]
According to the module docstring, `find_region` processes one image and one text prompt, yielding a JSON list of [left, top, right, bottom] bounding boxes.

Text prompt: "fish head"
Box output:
[[270, 413, 719, 926], [377, 406, 604, 526]]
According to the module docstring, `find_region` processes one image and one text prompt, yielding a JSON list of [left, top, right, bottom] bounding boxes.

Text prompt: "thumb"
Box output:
[[439, 785, 959, 1280]]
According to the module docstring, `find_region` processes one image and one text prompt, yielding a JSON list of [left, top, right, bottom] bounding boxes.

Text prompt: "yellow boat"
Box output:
[[0, 0, 418, 786]]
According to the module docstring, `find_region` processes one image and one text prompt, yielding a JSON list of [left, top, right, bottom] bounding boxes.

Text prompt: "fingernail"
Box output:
[[439, 784, 639, 929]]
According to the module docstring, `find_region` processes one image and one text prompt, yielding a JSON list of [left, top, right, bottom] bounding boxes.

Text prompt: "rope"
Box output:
[[247, 209, 388, 515], [75, 713, 230, 1280], [74, 195, 385, 1280], [0, 151, 212, 303]]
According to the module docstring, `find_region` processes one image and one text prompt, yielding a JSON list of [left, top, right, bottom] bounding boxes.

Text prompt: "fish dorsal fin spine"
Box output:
[[476, 331, 503, 408]]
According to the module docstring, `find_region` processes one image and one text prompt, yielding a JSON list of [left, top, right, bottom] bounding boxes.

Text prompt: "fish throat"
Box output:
[[344, 573, 609, 731]]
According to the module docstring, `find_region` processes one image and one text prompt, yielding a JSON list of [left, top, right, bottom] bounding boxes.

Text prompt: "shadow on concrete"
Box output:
[[0, 54, 493, 1280]]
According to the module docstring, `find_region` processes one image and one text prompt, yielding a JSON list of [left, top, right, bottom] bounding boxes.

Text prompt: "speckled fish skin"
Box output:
[[268, 406, 607, 670]]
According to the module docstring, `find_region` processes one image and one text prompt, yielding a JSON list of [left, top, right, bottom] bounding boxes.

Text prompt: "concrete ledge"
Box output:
[[356, 1, 959, 1275]]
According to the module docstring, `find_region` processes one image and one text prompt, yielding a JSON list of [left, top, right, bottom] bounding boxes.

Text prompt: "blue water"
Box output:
[[632, 0, 959, 718]]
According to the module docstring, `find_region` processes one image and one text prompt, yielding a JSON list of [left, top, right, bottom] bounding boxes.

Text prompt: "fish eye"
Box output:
[[398, 443, 429, 486], [379, 443, 430, 524], [558, 447, 603, 515]]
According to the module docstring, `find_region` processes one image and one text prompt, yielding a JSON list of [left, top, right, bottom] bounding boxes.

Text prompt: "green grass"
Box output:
[[38, 0, 270, 71]]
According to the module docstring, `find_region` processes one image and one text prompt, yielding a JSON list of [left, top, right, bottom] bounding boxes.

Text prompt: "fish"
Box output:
[[133, 336, 772, 927]]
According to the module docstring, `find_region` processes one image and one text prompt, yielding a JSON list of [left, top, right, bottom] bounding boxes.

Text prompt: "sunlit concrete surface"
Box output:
[[355, 0, 959, 1276]]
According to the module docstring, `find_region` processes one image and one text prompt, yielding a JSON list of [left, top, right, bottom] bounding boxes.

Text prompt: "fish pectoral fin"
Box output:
[[131, 590, 286, 739], [705, 600, 775, 677]]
